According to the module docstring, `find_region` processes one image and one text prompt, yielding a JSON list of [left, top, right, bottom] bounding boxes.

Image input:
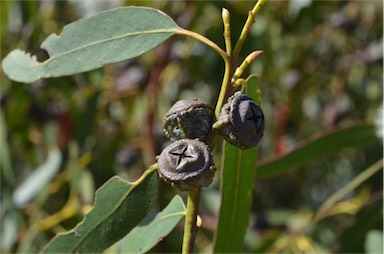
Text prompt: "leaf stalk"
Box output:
[[176, 29, 229, 63]]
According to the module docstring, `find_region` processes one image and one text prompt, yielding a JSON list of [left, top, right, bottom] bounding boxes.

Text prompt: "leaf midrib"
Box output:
[[37, 28, 180, 67]]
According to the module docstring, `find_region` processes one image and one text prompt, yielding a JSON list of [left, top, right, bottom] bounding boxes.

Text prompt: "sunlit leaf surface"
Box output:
[[2, 7, 180, 83]]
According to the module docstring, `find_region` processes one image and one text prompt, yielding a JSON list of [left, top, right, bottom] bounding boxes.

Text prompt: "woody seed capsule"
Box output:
[[157, 139, 216, 191], [213, 91, 264, 149], [163, 98, 214, 142]]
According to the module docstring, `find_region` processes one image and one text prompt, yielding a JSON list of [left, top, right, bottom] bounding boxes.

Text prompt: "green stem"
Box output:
[[215, 0, 266, 117], [214, 7, 235, 118], [232, 0, 266, 60], [177, 26, 232, 253], [176, 2, 267, 252], [232, 51, 263, 84], [215, 57, 234, 117], [182, 187, 201, 254]]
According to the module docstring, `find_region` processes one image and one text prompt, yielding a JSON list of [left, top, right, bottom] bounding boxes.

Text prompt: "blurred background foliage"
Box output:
[[0, 0, 382, 253]]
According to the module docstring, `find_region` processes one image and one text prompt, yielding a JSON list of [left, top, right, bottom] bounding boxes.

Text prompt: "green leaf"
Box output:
[[214, 76, 261, 253], [121, 195, 186, 254], [42, 166, 158, 253], [2, 7, 180, 83], [257, 123, 381, 179]]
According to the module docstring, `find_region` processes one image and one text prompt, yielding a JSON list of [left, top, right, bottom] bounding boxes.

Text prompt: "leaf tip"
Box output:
[[2, 49, 43, 83]]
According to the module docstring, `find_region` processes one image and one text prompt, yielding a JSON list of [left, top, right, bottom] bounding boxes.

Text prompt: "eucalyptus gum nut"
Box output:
[[157, 139, 216, 191], [163, 99, 214, 142], [213, 91, 264, 149]]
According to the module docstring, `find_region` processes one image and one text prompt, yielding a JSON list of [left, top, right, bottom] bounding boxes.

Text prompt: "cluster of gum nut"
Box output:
[[157, 91, 265, 191]]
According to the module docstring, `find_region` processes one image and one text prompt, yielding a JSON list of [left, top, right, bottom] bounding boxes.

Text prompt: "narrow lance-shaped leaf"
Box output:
[[42, 166, 158, 253], [214, 76, 261, 253], [2, 7, 181, 83], [257, 123, 380, 179], [122, 195, 186, 254]]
